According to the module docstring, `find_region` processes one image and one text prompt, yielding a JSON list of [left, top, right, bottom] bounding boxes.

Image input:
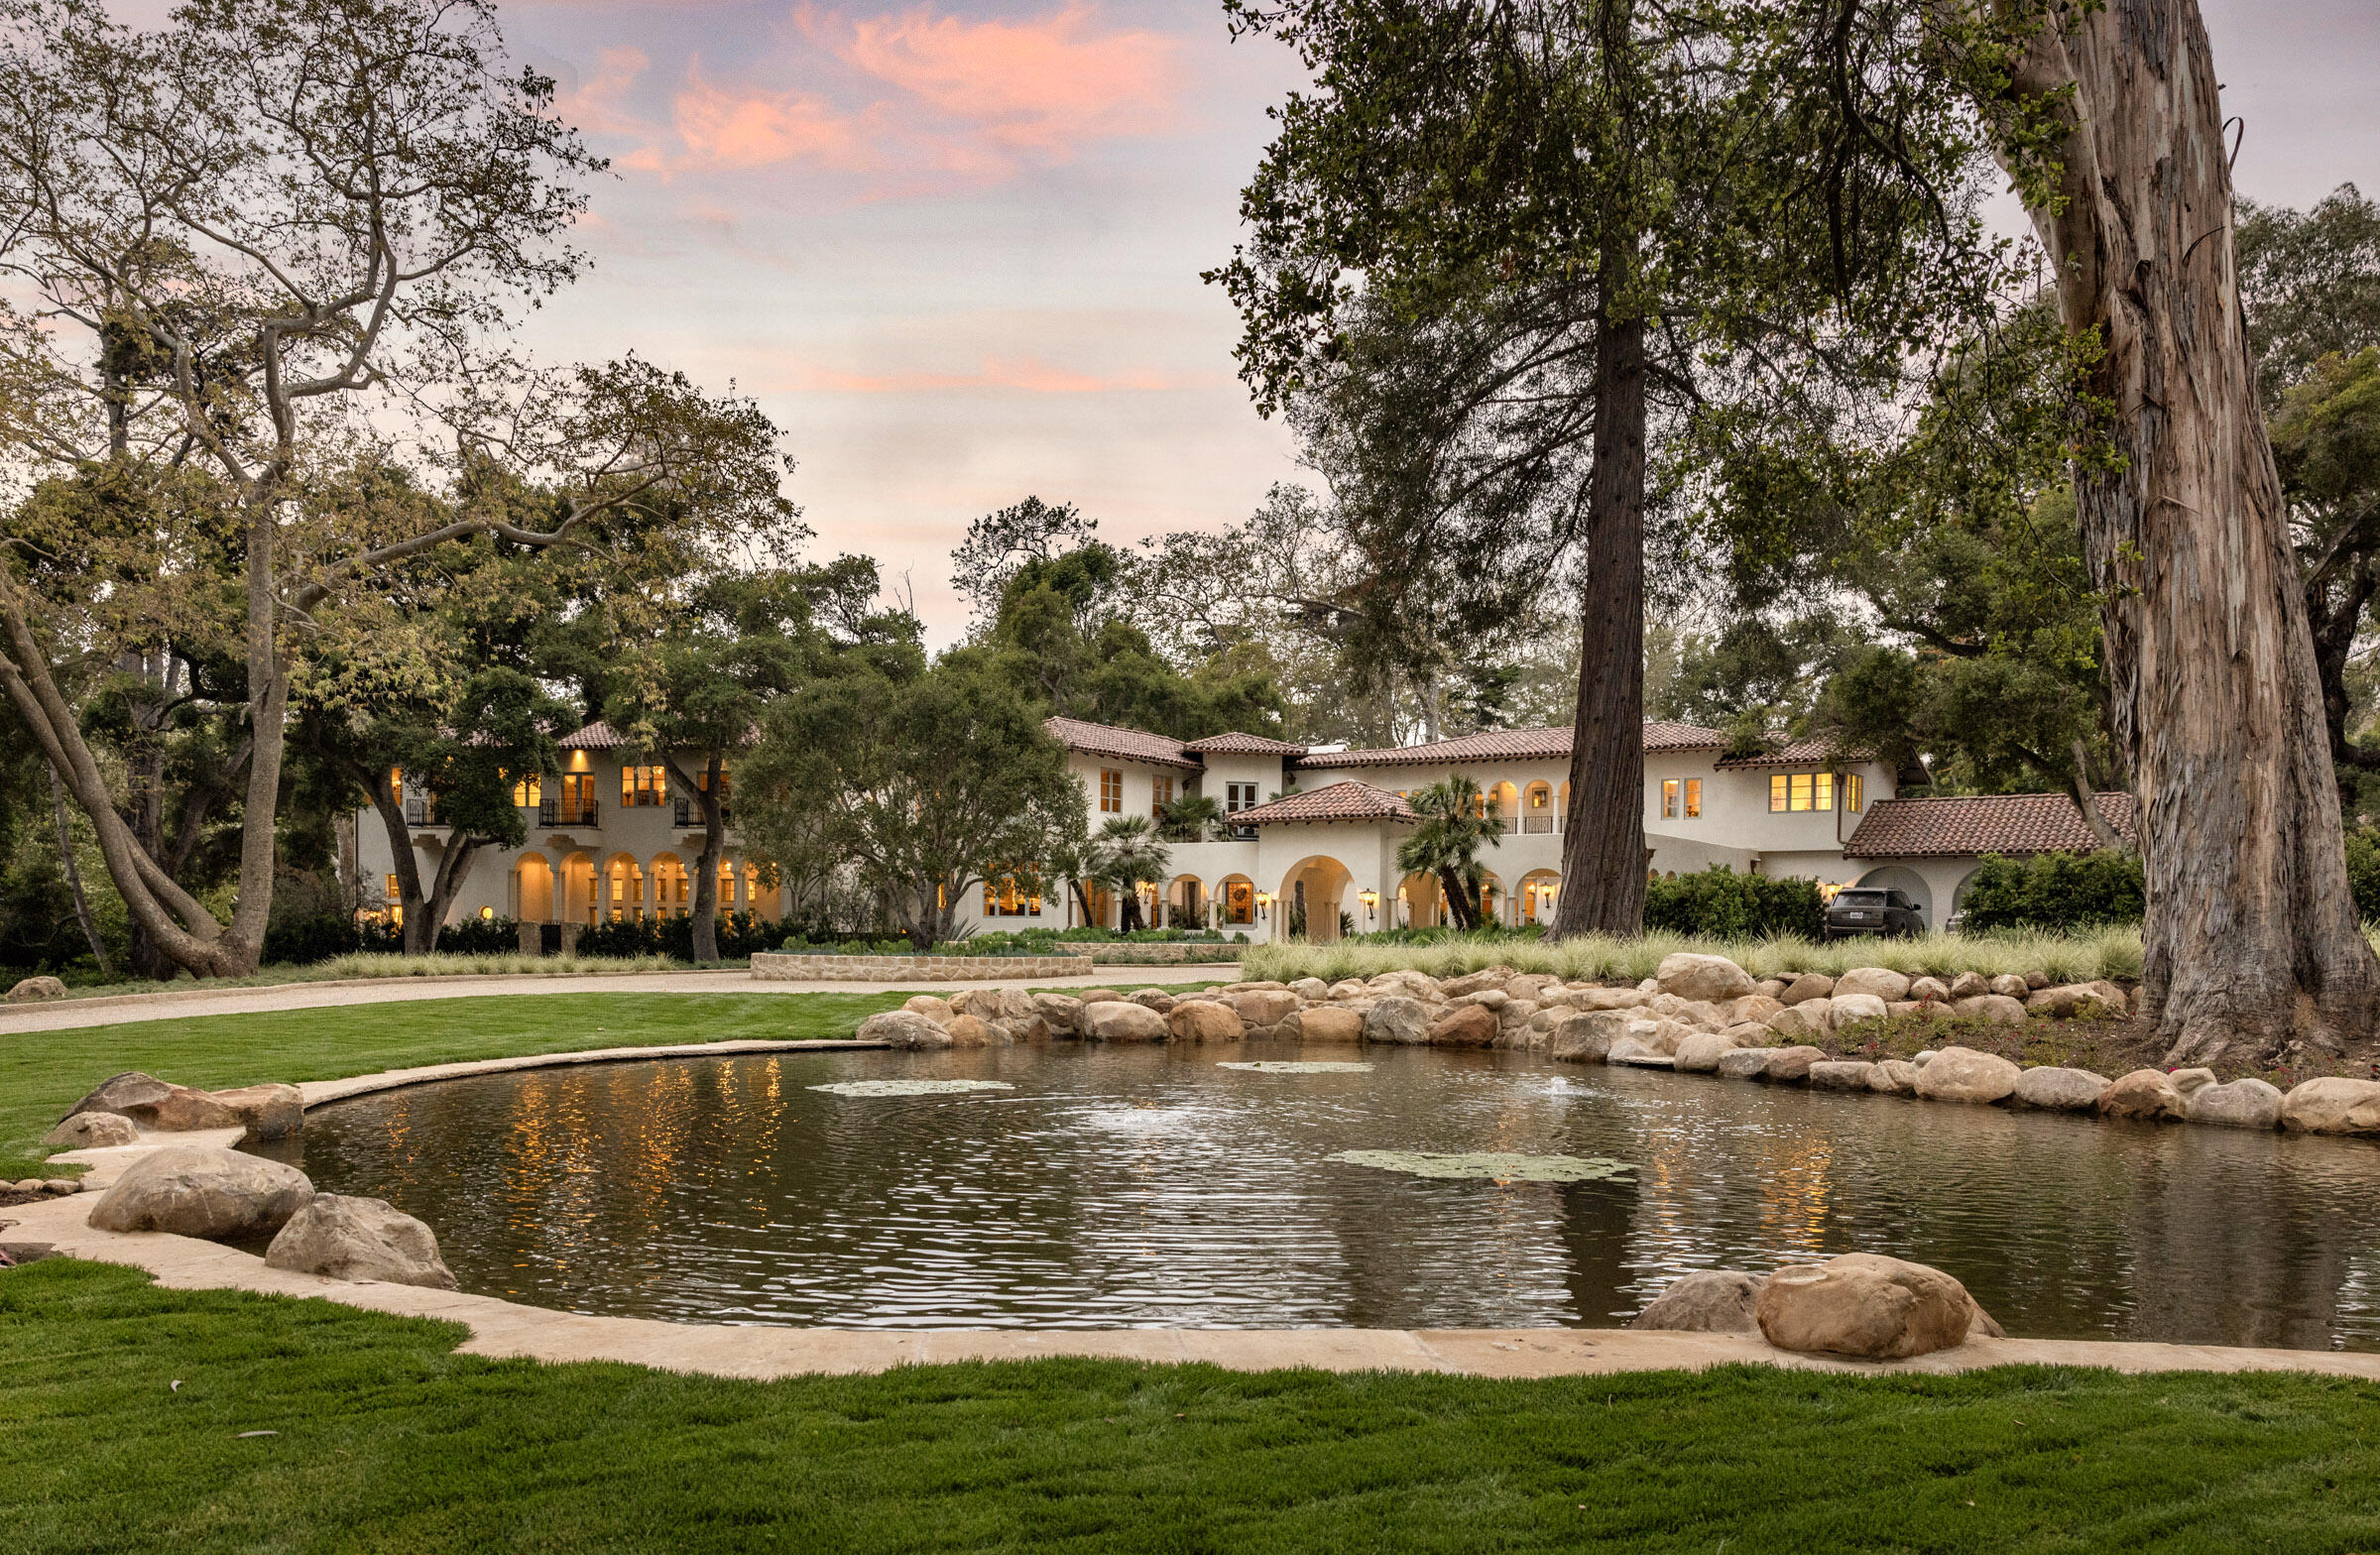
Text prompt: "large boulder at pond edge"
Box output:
[[1671, 1030, 1739, 1074], [1168, 1000, 1243, 1042], [1630, 1270, 1766, 1333], [2095, 1068, 2189, 1122], [1754, 1253, 1986, 1360], [6, 974, 65, 1003], [1029, 993, 1085, 1036], [44, 1111, 140, 1148], [2010, 1066, 2108, 1112], [1227, 990, 1302, 1026], [1912, 1046, 2020, 1105], [1082, 1000, 1172, 1042], [87, 1145, 313, 1241], [856, 1011, 953, 1049], [1546, 1011, 1627, 1063], [1865, 1059, 1919, 1096], [61, 1072, 243, 1133], [1832, 966, 1912, 1003], [1716, 1048, 1774, 1080], [1364, 997, 1432, 1046], [942, 1015, 995, 1047], [901, 995, 955, 1025], [265, 1194, 456, 1288], [1293, 1006, 1365, 1044], [2189, 1077, 2285, 1130], [208, 1083, 305, 1142], [1762, 1045, 1829, 1083], [1426, 1005, 1499, 1048], [1808, 1060, 1876, 1091], [2281, 1077, 2380, 1136], [1655, 953, 1754, 1004]]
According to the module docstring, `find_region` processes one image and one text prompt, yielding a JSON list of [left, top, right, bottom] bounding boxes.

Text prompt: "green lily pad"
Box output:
[[1219, 1061, 1374, 1073], [1327, 1150, 1635, 1183], [809, 1079, 1015, 1097]]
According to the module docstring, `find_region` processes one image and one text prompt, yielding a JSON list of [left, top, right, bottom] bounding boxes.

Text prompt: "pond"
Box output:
[[253, 1043, 2380, 1349]]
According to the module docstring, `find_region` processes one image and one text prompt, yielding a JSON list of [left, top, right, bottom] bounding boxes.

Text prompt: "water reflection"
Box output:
[[255, 1045, 2380, 1347]]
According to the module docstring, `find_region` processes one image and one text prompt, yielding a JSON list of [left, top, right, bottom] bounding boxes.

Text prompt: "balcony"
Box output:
[[402, 797, 442, 826], [673, 797, 731, 827], [538, 798, 600, 828], [1522, 815, 1557, 834]]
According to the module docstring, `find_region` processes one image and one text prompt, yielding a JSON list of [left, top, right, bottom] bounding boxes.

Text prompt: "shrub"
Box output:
[[1957, 850, 2143, 932], [2346, 829, 2380, 922], [1643, 868, 1825, 940]]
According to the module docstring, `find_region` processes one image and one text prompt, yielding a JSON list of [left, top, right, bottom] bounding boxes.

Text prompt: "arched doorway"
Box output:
[[1166, 875, 1205, 930], [1399, 870, 1444, 929], [1277, 856, 1356, 943], [717, 857, 742, 915], [1855, 865, 1935, 928], [514, 854, 554, 922], [650, 853, 690, 916], [604, 853, 646, 922], [1518, 869, 1562, 926], [1218, 874, 1255, 927], [559, 852, 596, 926], [1476, 868, 1507, 927]]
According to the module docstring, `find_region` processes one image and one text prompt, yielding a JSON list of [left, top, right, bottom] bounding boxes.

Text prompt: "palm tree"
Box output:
[[1157, 791, 1223, 843], [1089, 814, 1171, 932], [1397, 775, 1501, 930]]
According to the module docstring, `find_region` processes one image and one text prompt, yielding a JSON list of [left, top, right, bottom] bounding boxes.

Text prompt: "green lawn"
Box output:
[[1, 991, 910, 1178], [1, 1258, 2375, 1553]]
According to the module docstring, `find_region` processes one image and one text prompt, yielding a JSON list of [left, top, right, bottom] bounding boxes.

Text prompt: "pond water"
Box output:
[[255, 1043, 2380, 1348]]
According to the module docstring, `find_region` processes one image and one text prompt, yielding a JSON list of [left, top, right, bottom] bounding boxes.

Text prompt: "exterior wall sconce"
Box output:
[[1358, 888, 1378, 924]]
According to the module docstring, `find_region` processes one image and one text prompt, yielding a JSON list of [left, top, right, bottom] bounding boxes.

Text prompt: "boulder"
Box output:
[[1077, 988, 1127, 1004], [1766, 1000, 1831, 1039], [1547, 1010, 1627, 1063], [1287, 978, 1331, 1002], [1833, 966, 1912, 1003], [1505, 974, 1560, 1004], [1950, 994, 2028, 1026], [1571, 987, 1646, 1012], [43, 1111, 139, 1149], [2027, 981, 2129, 1018], [1296, 1006, 1366, 1044], [856, 1010, 952, 1049], [148, 1087, 247, 1132], [6, 974, 65, 1003], [1729, 995, 1784, 1026], [87, 1145, 313, 1241], [264, 1194, 457, 1288], [1368, 970, 1441, 1000], [1865, 1059, 1919, 1096], [1829, 993, 1890, 1028], [1453, 989, 1512, 1012], [2281, 1077, 2380, 1136], [1988, 973, 2031, 1000], [1629, 1270, 1766, 1333], [1426, 1005, 1500, 1048], [1326, 980, 1368, 1001], [943, 1015, 995, 1048], [1029, 993, 1085, 1036], [1716, 1048, 1775, 1080], [1168, 1000, 1243, 1043], [1438, 967, 1518, 998], [1907, 976, 1950, 1004], [61, 1072, 178, 1124], [901, 995, 955, 1025], [1228, 990, 1302, 1026], [1912, 1046, 2020, 1105], [2025, 971, 2051, 990], [1780, 973, 1835, 1006], [1606, 1035, 1663, 1063], [1762, 1045, 1829, 1083], [1083, 1000, 1172, 1042], [1720, 1020, 1772, 1047], [1130, 989, 1178, 1014], [1655, 953, 1754, 1004], [1753, 978, 1790, 1000], [2168, 1067, 2217, 1096], [1754, 1253, 1984, 1360], [1947, 972, 1989, 1001], [1807, 1060, 1876, 1092], [1364, 997, 1433, 1047], [2095, 1069, 2189, 1123], [1672, 1030, 1739, 1074], [2190, 1078, 2285, 1131], [2010, 1066, 2108, 1111], [209, 1083, 306, 1142]]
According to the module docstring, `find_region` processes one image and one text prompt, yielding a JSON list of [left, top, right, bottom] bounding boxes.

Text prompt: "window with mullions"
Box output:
[[621, 766, 667, 805], [1099, 769, 1123, 813]]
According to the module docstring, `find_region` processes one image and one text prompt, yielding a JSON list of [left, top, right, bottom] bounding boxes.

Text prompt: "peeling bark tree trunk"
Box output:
[[1552, 311, 1649, 938], [2006, 0, 2380, 1065]]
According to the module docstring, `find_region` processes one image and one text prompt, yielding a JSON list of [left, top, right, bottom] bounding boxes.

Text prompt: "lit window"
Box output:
[[511, 772, 541, 807], [388, 769, 405, 804], [1790, 773, 1814, 811], [621, 766, 667, 805], [384, 873, 400, 901], [1770, 775, 1789, 812], [1099, 769, 1123, 813], [1685, 778, 1702, 818], [1815, 772, 1835, 811], [1152, 775, 1174, 816], [1661, 779, 1678, 818], [1846, 774, 1864, 813]]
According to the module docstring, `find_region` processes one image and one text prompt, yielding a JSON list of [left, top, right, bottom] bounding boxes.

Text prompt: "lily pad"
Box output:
[[1219, 1060, 1374, 1074], [809, 1079, 1015, 1098], [1327, 1150, 1635, 1183]]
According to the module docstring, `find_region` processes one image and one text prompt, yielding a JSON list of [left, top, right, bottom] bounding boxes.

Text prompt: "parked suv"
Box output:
[[1825, 887, 1924, 939]]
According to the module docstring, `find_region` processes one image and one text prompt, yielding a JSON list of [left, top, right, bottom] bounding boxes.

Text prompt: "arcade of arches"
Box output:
[[1155, 857, 1563, 942], [510, 850, 780, 925]]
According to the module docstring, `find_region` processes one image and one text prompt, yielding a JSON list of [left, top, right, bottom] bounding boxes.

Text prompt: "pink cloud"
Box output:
[[793, 356, 1180, 394], [812, 3, 1182, 156], [673, 63, 872, 170]]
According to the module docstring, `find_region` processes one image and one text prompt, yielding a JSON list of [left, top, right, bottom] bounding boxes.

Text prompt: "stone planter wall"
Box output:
[[1085, 941, 1249, 964], [750, 951, 1095, 982]]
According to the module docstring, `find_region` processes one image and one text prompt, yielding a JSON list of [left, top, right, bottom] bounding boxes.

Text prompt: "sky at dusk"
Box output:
[[493, 0, 2380, 643]]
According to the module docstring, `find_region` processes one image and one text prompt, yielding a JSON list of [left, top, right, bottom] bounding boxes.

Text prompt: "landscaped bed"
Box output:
[[7, 1256, 2380, 1553]]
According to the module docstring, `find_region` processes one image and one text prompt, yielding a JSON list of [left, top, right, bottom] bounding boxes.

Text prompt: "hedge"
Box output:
[[1642, 867, 1826, 940], [1955, 850, 2143, 932]]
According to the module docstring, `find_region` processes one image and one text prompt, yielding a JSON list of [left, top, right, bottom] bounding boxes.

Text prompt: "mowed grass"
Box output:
[[3, 1259, 2378, 1554], [0, 990, 909, 1178]]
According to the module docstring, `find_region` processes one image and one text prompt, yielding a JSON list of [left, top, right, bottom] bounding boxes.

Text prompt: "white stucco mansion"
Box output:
[[359, 711, 2137, 944]]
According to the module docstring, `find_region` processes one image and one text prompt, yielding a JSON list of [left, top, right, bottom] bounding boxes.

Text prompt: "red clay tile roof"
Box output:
[[1228, 780, 1418, 824], [1300, 721, 1725, 770], [558, 721, 628, 750], [1713, 736, 1874, 770], [1844, 792, 2139, 859], [1182, 731, 1308, 756], [1043, 716, 1202, 771]]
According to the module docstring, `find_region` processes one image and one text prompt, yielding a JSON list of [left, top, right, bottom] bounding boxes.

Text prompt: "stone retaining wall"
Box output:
[[1086, 941, 1248, 964], [749, 951, 1094, 982]]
